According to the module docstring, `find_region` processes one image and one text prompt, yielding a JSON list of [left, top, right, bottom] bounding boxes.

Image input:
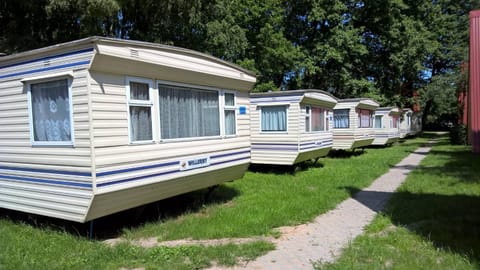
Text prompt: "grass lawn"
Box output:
[[0, 135, 427, 269], [316, 136, 480, 269]]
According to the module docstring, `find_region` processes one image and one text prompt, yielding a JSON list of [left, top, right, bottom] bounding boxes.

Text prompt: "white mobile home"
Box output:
[[399, 108, 413, 138], [332, 98, 379, 150], [372, 107, 401, 145], [250, 90, 337, 165], [0, 37, 256, 222]]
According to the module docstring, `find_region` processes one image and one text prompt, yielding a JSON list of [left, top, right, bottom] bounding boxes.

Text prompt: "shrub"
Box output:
[[449, 124, 467, 145]]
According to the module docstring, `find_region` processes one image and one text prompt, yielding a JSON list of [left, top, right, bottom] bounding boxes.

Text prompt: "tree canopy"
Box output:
[[0, 0, 478, 125]]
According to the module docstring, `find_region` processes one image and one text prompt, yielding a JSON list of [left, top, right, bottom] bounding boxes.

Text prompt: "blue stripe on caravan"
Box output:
[[211, 150, 250, 159], [97, 149, 251, 177], [251, 147, 299, 151], [251, 98, 300, 104], [97, 156, 250, 187], [0, 165, 91, 177], [0, 60, 91, 79], [301, 143, 333, 150], [252, 143, 298, 146], [97, 169, 181, 187], [96, 161, 179, 177], [0, 48, 94, 69], [0, 174, 92, 188], [211, 156, 249, 166]]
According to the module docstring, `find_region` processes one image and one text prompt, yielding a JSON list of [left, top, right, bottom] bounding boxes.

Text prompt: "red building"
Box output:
[[469, 10, 480, 153]]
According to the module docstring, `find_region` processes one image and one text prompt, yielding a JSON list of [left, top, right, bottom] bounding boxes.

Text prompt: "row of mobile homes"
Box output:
[[399, 108, 422, 138], [372, 107, 401, 145], [332, 98, 380, 150], [250, 90, 337, 165], [0, 37, 256, 222], [399, 108, 413, 138]]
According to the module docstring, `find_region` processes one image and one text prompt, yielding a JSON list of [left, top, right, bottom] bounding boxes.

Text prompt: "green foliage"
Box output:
[[450, 124, 467, 145], [1, 0, 479, 111]]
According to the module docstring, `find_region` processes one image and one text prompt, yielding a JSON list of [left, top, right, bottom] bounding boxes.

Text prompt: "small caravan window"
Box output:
[[391, 115, 399, 128], [375, 115, 383, 128], [261, 105, 287, 132], [127, 79, 153, 143], [358, 109, 372, 128], [29, 79, 73, 145], [334, 109, 349, 128], [306, 106, 327, 132], [224, 93, 236, 136], [159, 84, 220, 139]]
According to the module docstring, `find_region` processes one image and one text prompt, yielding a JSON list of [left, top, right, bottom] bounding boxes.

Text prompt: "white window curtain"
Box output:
[[359, 109, 372, 128], [31, 79, 71, 142], [128, 81, 152, 142], [129, 106, 152, 141], [261, 106, 287, 131], [224, 110, 236, 135], [224, 93, 236, 136], [375, 115, 383, 128], [311, 107, 325, 131], [159, 84, 220, 139], [392, 115, 399, 128], [334, 109, 349, 128]]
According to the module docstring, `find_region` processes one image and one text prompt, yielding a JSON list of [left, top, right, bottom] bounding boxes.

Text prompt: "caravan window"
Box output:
[[306, 106, 327, 132], [28, 78, 73, 145], [224, 93, 236, 136], [358, 109, 372, 128], [391, 115, 399, 128], [159, 84, 220, 139], [261, 106, 287, 132], [333, 109, 349, 128], [375, 115, 383, 128], [127, 78, 153, 143]]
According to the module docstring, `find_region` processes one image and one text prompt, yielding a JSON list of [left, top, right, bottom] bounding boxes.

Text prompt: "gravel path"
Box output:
[[208, 145, 432, 270]]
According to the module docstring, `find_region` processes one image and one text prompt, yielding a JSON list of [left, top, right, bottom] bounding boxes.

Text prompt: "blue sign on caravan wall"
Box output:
[[239, 106, 247, 115]]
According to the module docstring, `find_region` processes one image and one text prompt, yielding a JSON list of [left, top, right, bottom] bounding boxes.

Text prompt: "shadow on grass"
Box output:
[[340, 146, 480, 264], [248, 160, 325, 175], [342, 187, 480, 263], [0, 185, 240, 240], [327, 149, 366, 159]]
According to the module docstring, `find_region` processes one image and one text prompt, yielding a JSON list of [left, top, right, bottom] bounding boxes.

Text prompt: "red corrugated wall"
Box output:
[[470, 10, 480, 153]]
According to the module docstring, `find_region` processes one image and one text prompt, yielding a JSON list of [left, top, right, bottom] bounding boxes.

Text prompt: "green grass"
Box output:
[[0, 219, 273, 269], [123, 136, 427, 241], [0, 135, 428, 269], [316, 136, 480, 269]]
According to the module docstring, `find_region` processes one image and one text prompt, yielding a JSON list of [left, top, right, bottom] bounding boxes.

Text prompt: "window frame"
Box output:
[[333, 109, 350, 129], [26, 75, 75, 147], [259, 104, 288, 133], [357, 109, 373, 128], [156, 80, 224, 142], [222, 90, 237, 137], [305, 105, 329, 133], [374, 115, 383, 129], [126, 76, 155, 144]]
